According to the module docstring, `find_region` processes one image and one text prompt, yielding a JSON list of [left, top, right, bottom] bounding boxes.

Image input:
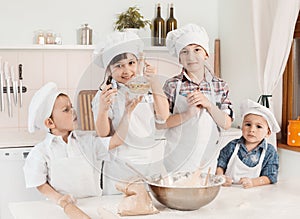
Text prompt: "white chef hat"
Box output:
[[28, 82, 61, 133], [166, 23, 210, 58], [240, 99, 280, 133], [94, 31, 144, 69]]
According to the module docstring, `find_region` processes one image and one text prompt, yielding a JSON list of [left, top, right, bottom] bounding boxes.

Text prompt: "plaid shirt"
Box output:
[[163, 68, 233, 117], [217, 137, 279, 183]]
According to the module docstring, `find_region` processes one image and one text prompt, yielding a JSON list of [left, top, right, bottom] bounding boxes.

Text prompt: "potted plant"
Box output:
[[114, 6, 151, 32]]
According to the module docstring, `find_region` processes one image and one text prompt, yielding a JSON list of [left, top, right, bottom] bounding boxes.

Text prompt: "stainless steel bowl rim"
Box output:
[[146, 173, 225, 189]]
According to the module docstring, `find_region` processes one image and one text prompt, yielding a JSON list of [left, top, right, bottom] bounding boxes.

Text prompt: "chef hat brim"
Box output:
[[28, 82, 60, 133], [166, 24, 210, 58], [240, 99, 280, 133], [94, 31, 144, 69]]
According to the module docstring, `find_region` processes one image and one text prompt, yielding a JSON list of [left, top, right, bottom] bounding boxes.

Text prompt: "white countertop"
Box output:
[[0, 130, 45, 148], [9, 179, 300, 219]]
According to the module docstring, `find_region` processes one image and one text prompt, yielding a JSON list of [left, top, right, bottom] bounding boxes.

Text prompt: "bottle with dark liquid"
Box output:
[[166, 3, 177, 35], [153, 3, 165, 46]]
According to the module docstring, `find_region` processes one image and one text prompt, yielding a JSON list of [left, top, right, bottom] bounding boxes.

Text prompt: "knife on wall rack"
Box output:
[[11, 66, 18, 106], [4, 61, 12, 117], [0, 57, 4, 112], [18, 64, 23, 107]]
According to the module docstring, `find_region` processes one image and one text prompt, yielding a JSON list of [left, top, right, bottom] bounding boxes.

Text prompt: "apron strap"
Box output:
[[100, 160, 104, 189], [175, 80, 182, 102], [204, 62, 216, 104], [258, 141, 268, 166]]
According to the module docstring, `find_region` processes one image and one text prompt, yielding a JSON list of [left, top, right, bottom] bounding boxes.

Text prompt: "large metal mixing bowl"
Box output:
[[147, 171, 225, 211]]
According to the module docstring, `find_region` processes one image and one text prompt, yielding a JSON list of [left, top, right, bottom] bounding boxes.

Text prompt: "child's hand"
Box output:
[[187, 90, 211, 109], [239, 177, 254, 189], [222, 175, 233, 187], [124, 93, 142, 114], [143, 61, 157, 82], [99, 84, 117, 112]]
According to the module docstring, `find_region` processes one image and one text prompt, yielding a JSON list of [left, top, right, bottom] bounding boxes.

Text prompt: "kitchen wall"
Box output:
[[219, 0, 259, 126], [0, 0, 219, 46], [0, 0, 272, 128], [0, 0, 221, 130]]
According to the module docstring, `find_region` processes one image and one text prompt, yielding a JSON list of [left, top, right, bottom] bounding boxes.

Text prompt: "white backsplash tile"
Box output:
[[89, 63, 104, 90], [0, 103, 19, 128], [18, 89, 36, 129], [44, 51, 67, 88], [67, 51, 92, 89], [0, 50, 18, 69], [18, 51, 44, 89]]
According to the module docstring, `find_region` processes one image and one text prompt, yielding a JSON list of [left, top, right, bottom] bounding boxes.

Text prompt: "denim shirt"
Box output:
[[217, 137, 279, 183]]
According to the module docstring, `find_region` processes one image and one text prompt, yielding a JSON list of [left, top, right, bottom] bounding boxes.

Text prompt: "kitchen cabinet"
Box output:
[[0, 46, 94, 130], [0, 130, 45, 219]]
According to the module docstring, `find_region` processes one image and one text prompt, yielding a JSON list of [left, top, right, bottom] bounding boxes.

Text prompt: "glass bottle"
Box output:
[[46, 31, 55, 44], [166, 3, 177, 35], [36, 31, 45, 45], [55, 33, 62, 45], [153, 3, 165, 46]]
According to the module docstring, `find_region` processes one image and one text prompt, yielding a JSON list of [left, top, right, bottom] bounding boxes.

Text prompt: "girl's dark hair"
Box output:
[[99, 53, 137, 90], [109, 53, 130, 66]]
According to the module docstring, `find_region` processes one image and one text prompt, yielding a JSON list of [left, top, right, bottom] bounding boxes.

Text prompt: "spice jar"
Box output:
[[35, 31, 45, 45], [55, 33, 62, 45], [46, 32, 55, 44], [78, 24, 93, 45], [287, 116, 300, 146]]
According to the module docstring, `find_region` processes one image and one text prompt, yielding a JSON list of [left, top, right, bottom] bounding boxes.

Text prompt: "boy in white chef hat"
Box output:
[[216, 99, 280, 189], [161, 24, 233, 173], [92, 31, 169, 195], [24, 82, 140, 217]]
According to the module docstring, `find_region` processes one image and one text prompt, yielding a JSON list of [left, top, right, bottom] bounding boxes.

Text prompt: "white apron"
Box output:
[[164, 72, 220, 173], [50, 148, 102, 198], [103, 88, 165, 195], [225, 142, 267, 183]]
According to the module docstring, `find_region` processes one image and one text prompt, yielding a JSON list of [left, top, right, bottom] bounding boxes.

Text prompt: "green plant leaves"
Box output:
[[114, 6, 151, 31]]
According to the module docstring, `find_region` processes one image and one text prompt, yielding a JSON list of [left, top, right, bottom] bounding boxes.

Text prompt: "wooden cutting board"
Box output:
[[78, 90, 97, 130]]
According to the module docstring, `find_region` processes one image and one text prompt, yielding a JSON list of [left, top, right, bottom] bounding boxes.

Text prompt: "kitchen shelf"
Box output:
[[0, 45, 168, 51], [0, 45, 95, 50], [278, 141, 300, 153]]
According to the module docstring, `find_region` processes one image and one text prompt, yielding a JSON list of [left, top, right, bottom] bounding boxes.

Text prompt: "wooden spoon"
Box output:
[[204, 167, 211, 186]]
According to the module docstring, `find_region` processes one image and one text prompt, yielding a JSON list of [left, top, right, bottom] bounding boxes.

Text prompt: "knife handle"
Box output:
[[18, 64, 23, 80]]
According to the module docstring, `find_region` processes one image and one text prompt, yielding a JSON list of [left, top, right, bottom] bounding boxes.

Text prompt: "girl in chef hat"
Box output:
[[216, 99, 280, 188], [24, 82, 140, 217], [161, 23, 234, 173], [92, 31, 169, 195]]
